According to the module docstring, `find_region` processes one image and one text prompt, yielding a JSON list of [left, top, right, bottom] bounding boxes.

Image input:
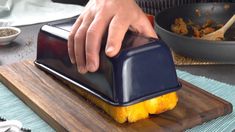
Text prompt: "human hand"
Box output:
[[68, 0, 157, 74]]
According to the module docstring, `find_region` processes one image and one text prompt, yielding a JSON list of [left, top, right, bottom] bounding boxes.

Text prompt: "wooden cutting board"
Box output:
[[0, 60, 232, 132]]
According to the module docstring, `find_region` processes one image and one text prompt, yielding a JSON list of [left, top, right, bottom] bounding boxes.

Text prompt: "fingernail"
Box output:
[[87, 63, 97, 72], [78, 66, 87, 74], [106, 46, 114, 54], [70, 58, 75, 64]]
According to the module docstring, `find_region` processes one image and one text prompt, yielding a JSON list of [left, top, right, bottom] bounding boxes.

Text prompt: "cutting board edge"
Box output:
[[0, 67, 68, 132], [180, 79, 233, 116]]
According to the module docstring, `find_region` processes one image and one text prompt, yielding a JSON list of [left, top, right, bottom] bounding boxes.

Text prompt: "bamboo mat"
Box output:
[[172, 52, 219, 66]]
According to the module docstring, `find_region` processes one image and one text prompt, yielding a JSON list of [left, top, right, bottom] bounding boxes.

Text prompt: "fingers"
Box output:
[[68, 17, 82, 64], [105, 15, 129, 57], [69, 11, 113, 73], [74, 14, 94, 74], [85, 13, 112, 72], [68, 0, 158, 74]]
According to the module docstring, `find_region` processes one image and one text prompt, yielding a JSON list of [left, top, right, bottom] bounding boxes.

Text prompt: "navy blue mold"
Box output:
[[35, 18, 181, 106]]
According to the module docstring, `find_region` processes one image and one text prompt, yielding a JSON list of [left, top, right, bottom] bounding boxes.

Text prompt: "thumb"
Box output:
[[105, 16, 129, 57], [131, 14, 158, 39]]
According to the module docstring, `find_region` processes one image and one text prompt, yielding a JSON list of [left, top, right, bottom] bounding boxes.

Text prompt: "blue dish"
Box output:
[[35, 18, 181, 106]]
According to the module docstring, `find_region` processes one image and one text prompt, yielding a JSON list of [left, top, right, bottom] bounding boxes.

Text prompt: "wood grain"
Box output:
[[0, 60, 232, 132]]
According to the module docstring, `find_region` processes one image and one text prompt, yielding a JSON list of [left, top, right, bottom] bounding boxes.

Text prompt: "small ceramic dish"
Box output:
[[0, 27, 21, 45]]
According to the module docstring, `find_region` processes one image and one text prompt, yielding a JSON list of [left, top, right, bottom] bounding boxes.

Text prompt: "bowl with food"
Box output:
[[155, 3, 235, 63], [0, 27, 21, 45]]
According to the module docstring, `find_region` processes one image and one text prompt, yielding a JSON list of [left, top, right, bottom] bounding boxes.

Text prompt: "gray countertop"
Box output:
[[0, 24, 235, 85], [0, 24, 43, 65]]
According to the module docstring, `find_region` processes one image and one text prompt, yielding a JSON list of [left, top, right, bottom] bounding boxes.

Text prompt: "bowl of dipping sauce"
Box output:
[[0, 27, 21, 45]]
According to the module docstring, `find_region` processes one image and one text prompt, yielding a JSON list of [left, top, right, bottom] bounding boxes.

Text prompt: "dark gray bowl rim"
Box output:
[[155, 3, 235, 46]]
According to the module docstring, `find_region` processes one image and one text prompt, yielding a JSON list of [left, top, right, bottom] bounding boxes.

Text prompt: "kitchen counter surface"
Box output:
[[0, 23, 235, 85]]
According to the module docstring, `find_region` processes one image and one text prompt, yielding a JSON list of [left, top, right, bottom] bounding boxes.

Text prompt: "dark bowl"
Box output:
[[155, 3, 235, 63]]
